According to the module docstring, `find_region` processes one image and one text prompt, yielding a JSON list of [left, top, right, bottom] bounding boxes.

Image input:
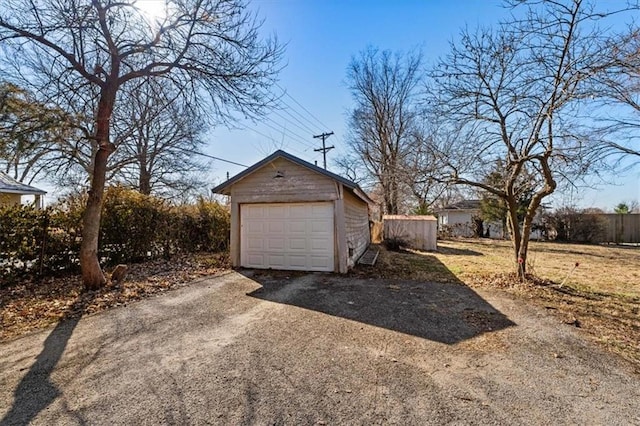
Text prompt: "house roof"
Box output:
[[0, 172, 47, 195], [212, 150, 373, 204], [437, 199, 481, 211]]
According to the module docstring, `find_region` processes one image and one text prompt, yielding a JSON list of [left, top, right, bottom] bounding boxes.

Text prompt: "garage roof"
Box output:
[[212, 150, 373, 204], [0, 171, 47, 195]]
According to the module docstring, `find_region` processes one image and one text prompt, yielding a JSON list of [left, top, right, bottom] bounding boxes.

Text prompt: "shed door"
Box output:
[[241, 202, 334, 272]]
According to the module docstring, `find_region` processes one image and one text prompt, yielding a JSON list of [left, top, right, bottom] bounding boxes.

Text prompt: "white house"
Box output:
[[0, 171, 46, 208], [436, 200, 482, 237], [436, 199, 543, 239]]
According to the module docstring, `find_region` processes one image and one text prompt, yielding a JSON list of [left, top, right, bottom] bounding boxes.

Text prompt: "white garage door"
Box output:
[[240, 202, 334, 272]]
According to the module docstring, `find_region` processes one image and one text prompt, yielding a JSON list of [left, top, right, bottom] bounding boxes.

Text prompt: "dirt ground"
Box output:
[[1, 270, 638, 425]]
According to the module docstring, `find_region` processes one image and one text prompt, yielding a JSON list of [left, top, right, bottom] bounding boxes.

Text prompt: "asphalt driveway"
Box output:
[[1, 271, 638, 425]]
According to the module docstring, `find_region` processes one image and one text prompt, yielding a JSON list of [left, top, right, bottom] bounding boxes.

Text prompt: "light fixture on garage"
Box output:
[[274, 170, 284, 178]]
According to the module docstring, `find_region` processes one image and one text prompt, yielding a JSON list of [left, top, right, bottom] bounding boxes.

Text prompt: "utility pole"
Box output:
[[313, 132, 334, 169]]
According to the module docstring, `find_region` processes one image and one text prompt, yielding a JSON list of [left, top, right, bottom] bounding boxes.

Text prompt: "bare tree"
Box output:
[[0, 0, 281, 288], [587, 29, 640, 165], [0, 82, 73, 183], [110, 78, 208, 196], [428, 0, 635, 277], [346, 47, 423, 215]]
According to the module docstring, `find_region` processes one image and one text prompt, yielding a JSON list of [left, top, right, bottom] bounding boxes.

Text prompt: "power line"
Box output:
[[276, 83, 330, 130], [183, 149, 248, 167], [246, 126, 321, 164], [277, 103, 321, 134], [270, 108, 319, 137], [275, 98, 323, 134], [261, 117, 315, 150]]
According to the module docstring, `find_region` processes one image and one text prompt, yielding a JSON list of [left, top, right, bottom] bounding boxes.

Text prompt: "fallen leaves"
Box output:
[[0, 252, 230, 341]]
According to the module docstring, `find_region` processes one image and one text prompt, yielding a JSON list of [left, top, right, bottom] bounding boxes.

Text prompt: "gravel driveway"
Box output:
[[1, 271, 638, 425]]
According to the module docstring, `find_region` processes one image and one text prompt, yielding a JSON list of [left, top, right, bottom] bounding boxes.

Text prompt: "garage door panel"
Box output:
[[289, 205, 308, 218], [310, 238, 330, 251], [311, 205, 330, 217], [289, 221, 306, 233], [247, 238, 264, 250], [289, 255, 309, 268], [246, 253, 264, 266], [241, 202, 334, 272], [267, 238, 285, 250], [267, 254, 285, 268], [288, 238, 307, 250], [268, 206, 286, 218], [311, 220, 331, 233], [246, 206, 265, 218], [246, 221, 264, 233], [268, 221, 285, 233], [310, 256, 332, 269]]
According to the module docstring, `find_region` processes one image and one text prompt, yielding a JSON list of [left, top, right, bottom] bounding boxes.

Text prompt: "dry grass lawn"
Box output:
[[357, 239, 639, 372], [436, 239, 640, 298]]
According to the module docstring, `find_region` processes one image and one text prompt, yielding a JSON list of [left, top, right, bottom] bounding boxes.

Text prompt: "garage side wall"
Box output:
[[229, 158, 339, 203], [344, 190, 370, 268]]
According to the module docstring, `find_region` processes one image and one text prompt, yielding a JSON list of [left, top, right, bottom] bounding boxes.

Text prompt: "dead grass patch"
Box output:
[[1, 253, 230, 342]]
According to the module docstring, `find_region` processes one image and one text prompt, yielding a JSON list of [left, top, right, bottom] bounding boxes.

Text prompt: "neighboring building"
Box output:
[[435, 200, 483, 238], [212, 150, 372, 273], [436, 199, 544, 239], [0, 171, 46, 208]]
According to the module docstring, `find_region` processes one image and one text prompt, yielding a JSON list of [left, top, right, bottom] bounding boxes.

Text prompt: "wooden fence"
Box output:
[[599, 214, 640, 244]]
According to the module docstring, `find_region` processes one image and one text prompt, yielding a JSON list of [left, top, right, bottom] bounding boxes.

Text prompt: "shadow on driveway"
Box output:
[[1, 295, 94, 426], [244, 254, 515, 345]]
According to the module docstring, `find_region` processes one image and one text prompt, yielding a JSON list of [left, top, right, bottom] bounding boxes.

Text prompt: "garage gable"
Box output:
[[212, 150, 372, 205], [229, 157, 338, 204]]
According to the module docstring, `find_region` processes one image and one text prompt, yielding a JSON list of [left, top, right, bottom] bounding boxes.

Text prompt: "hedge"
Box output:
[[0, 186, 230, 284]]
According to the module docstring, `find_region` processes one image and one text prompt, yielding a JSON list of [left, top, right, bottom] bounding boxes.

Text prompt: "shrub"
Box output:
[[541, 208, 607, 243], [0, 204, 48, 278], [383, 236, 407, 251], [0, 186, 231, 283], [100, 186, 167, 263]]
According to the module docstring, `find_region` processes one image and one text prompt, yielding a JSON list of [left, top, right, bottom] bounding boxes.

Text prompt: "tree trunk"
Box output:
[[506, 197, 524, 277], [139, 168, 151, 195], [80, 87, 116, 290]]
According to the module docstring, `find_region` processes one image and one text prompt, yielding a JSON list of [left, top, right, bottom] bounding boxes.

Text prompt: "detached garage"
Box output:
[[212, 150, 372, 273]]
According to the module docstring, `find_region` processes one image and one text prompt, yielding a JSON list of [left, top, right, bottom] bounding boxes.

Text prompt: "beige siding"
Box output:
[[344, 190, 370, 267], [0, 193, 21, 207], [230, 158, 339, 203]]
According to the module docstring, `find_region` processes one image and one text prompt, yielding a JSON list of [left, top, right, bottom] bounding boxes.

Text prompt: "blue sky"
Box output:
[[204, 0, 639, 211]]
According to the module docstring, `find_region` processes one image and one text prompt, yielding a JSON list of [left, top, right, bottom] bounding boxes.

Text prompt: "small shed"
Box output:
[[383, 215, 437, 251], [212, 150, 372, 273], [0, 171, 46, 208]]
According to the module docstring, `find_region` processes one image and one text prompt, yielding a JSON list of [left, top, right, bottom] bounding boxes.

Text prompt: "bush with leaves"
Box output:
[[542, 208, 607, 243], [100, 186, 167, 263], [0, 187, 230, 284], [0, 204, 48, 277]]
